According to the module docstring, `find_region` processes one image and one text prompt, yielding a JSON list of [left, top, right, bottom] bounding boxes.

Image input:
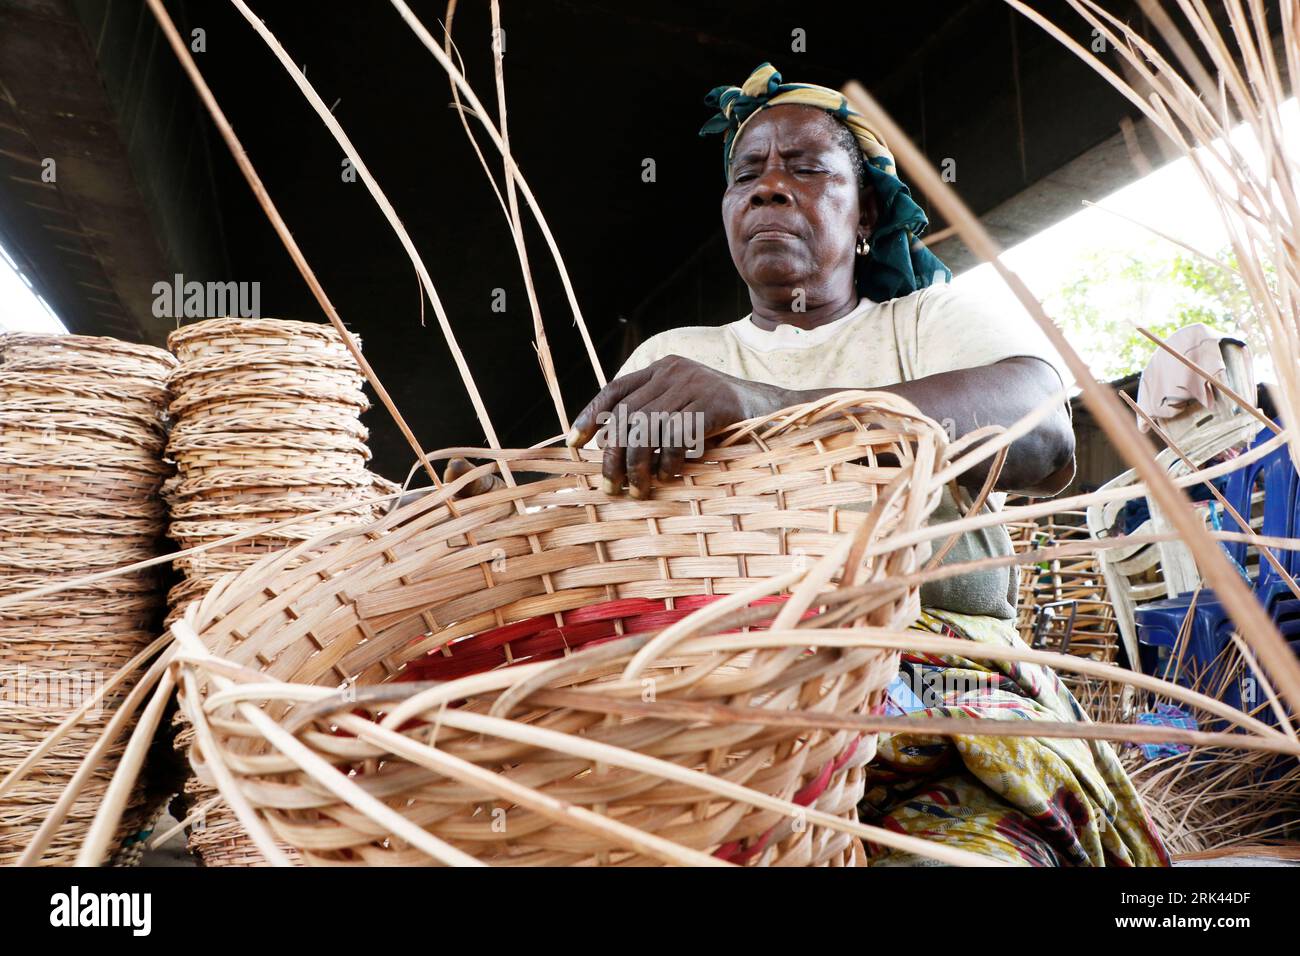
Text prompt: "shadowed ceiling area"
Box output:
[[0, 0, 1185, 476]]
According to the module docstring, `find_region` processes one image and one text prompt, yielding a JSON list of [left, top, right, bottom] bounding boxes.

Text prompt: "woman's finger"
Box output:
[[626, 438, 654, 499], [443, 457, 502, 499], [601, 442, 628, 496], [657, 442, 686, 482], [657, 399, 705, 482], [619, 383, 682, 498], [567, 367, 652, 448], [590, 380, 673, 498]]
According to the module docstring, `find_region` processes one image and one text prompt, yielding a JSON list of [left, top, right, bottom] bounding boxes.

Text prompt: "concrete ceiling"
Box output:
[[0, 0, 164, 340]]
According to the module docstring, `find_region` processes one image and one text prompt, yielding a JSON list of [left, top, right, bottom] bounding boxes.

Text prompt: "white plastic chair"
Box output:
[[1086, 339, 1258, 669], [1146, 339, 1255, 449], [1087, 472, 1170, 671], [1145, 340, 1258, 595]]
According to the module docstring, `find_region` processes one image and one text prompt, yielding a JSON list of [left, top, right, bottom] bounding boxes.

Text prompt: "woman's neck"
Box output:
[[747, 288, 861, 331]]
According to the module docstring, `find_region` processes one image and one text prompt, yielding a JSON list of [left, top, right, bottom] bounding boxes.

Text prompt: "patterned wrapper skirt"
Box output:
[[861, 609, 1170, 866]]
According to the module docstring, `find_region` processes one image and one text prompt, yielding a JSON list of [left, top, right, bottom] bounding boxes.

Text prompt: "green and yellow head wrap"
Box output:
[[700, 63, 951, 301]]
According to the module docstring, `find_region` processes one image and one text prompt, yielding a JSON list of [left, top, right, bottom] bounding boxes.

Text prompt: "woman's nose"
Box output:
[[749, 169, 793, 205]]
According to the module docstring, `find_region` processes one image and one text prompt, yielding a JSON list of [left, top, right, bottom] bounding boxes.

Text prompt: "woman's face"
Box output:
[[722, 105, 869, 303]]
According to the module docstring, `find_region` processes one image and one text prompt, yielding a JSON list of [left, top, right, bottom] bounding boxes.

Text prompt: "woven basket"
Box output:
[[167, 493, 380, 521], [167, 380, 370, 419], [0, 371, 171, 411], [0, 470, 170, 507], [171, 392, 946, 866], [168, 317, 356, 363], [161, 319, 391, 624], [160, 319, 397, 864], [165, 397, 371, 434], [1011, 512, 1121, 671], [0, 331, 178, 368], [0, 404, 168, 448], [168, 429, 372, 458], [0, 332, 174, 865]]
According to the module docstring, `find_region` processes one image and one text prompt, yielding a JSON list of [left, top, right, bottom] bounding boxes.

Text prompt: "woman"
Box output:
[[458, 64, 1168, 866]]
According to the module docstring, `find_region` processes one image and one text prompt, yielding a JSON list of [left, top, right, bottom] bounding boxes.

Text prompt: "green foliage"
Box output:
[[1046, 243, 1267, 382]]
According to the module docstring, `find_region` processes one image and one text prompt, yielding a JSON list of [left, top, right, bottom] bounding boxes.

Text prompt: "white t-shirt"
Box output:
[[616, 284, 1069, 392], [615, 284, 1070, 619]]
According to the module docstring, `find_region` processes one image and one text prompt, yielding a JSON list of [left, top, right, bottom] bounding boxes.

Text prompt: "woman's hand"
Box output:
[[385, 457, 503, 513], [443, 456, 504, 498], [566, 355, 792, 498]]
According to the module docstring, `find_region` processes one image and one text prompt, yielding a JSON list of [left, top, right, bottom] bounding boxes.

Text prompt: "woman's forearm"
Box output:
[[779, 357, 1075, 496], [569, 353, 1074, 499]]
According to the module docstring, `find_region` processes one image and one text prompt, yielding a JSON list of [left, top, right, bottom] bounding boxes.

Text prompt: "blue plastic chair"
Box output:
[[1135, 596, 1230, 681], [1221, 423, 1298, 608], [1134, 421, 1300, 697]]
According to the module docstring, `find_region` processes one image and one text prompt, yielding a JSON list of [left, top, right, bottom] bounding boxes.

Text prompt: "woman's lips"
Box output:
[[749, 229, 800, 241]]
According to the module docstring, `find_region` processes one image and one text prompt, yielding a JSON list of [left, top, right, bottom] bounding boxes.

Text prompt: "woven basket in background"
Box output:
[[0, 333, 176, 865], [161, 318, 396, 866]]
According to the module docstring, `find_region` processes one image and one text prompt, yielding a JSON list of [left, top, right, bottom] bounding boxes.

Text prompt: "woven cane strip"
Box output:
[[0, 543, 164, 574], [0, 356, 175, 392], [0, 514, 164, 538], [0, 416, 168, 456], [169, 363, 364, 394], [0, 592, 162, 622], [168, 372, 366, 410], [0, 426, 171, 472], [0, 774, 149, 867], [165, 493, 379, 520], [0, 409, 168, 448], [0, 402, 167, 442], [162, 469, 374, 502], [167, 346, 361, 380], [172, 448, 369, 476], [169, 514, 379, 544], [167, 429, 370, 457]]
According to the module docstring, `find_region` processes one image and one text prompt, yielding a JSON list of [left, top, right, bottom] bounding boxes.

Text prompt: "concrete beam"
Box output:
[[930, 114, 1174, 274], [0, 0, 175, 342]]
